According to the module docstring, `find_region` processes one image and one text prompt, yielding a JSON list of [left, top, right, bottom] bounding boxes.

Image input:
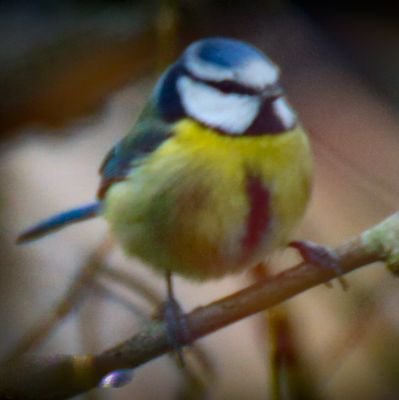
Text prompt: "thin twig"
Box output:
[[4, 237, 113, 362], [100, 267, 161, 307]]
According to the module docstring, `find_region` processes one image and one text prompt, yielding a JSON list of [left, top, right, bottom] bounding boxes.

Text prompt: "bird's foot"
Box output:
[[289, 240, 348, 290], [159, 296, 190, 366], [153, 272, 191, 366]]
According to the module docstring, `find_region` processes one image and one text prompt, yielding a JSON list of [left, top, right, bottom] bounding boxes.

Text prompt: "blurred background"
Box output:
[[1, 1, 399, 399]]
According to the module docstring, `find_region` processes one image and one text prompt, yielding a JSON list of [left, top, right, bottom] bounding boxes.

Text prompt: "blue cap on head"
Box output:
[[183, 37, 279, 89], [194, 37, 267, 69]]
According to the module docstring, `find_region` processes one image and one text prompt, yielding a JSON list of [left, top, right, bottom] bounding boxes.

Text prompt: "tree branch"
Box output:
[[1, 212, 399, 400]]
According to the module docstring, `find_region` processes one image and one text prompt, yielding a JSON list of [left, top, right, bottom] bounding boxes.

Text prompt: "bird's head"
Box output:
[[154, 37, 297, 135]]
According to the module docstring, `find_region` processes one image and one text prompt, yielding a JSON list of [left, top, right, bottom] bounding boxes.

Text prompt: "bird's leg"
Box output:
[[289, 240, 348, 290], [162, 271, 190, 365]]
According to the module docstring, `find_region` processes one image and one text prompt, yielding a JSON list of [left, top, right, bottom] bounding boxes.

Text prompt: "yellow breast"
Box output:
[[103, 119, 312, 280]]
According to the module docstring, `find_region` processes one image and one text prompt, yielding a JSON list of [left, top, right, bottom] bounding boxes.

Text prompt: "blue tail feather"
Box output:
[[17, 202, 101, 244]]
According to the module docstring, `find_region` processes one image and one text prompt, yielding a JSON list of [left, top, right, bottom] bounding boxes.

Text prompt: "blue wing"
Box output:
[[98, 114, 172, 198], [17, 106, 172, 243]]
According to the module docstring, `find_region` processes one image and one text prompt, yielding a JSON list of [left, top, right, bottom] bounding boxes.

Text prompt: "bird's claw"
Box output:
[[156, 296, 190, 367], [162, 297, 190, 366], [289, 240, 348, 290]]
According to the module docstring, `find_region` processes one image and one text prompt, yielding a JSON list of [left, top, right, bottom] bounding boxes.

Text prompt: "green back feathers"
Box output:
[[98, 102, 172, 198]]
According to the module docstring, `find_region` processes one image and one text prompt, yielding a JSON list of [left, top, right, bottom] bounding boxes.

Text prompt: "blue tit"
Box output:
[[18, 37, 312, 299]]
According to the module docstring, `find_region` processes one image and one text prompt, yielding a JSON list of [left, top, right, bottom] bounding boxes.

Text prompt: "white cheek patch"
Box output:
[[272, 97, 297, 130], [177, 76, 260, 134]]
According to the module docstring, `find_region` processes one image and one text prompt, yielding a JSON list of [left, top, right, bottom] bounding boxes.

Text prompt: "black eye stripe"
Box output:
[[207, 80, 258, 96], [182, 66, 259, 96]]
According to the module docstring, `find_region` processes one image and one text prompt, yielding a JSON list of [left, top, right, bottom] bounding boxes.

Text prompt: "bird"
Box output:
[[17, 37, 313, 342]]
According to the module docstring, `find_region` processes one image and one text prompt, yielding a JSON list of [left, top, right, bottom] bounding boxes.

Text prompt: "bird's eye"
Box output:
[[210, 80, 258, 96]]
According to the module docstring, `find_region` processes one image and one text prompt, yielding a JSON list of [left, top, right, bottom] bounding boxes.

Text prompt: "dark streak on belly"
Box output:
[[242, 175, 270, 258]]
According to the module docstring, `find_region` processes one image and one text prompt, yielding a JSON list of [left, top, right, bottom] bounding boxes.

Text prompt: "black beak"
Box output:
[[261, 83, 283, 100]]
